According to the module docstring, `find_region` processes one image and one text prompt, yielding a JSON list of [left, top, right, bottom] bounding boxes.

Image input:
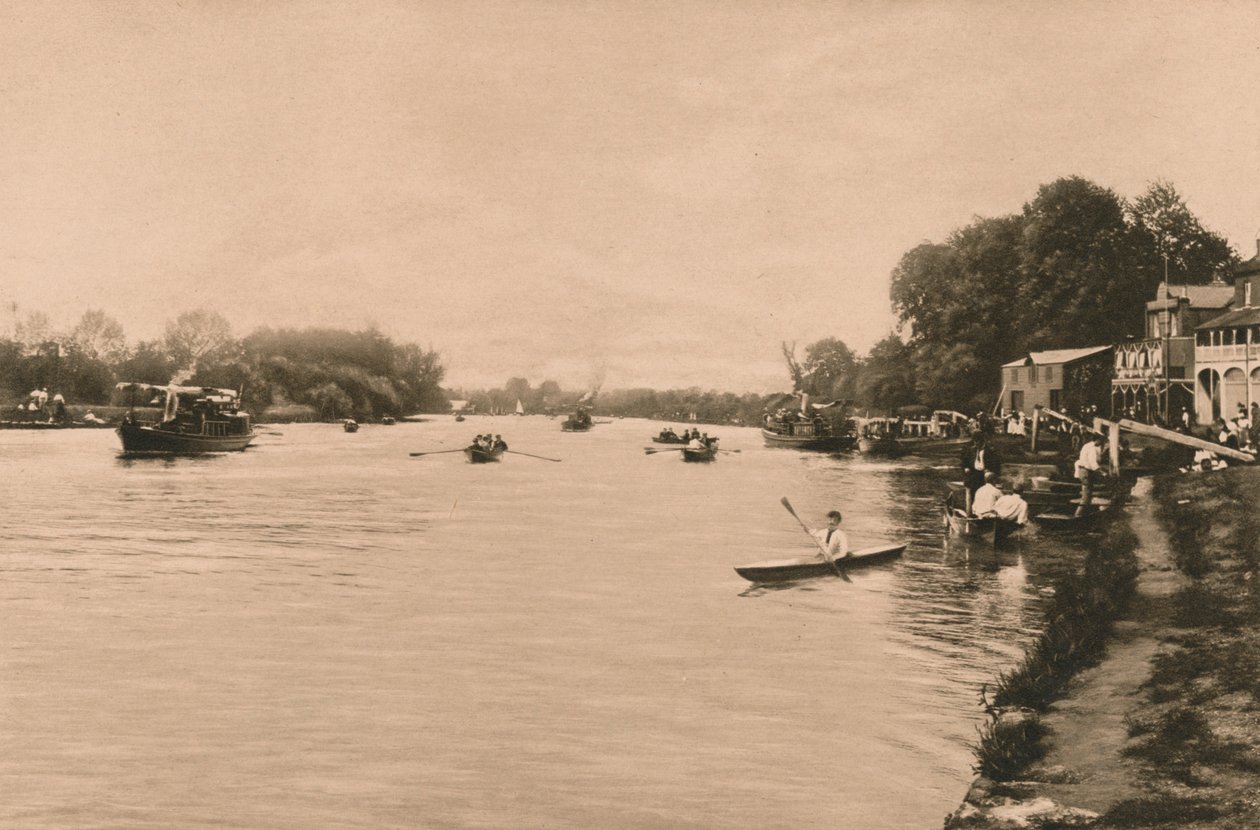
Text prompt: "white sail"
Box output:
[[515, 399, 525, 415]]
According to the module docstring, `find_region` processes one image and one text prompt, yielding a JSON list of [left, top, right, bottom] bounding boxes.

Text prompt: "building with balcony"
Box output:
[[1001, 346, 1113, 418], [1112, 279, 1234, 424], [1195, 241, 1260, 422]]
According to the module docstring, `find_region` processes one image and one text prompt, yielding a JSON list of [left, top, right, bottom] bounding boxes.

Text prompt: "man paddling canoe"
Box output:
[[810, 510, 849, 563]]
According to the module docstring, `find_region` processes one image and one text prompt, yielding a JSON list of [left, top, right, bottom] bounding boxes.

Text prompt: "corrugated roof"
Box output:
[[1001, 346, 1112, 368], [1197, 306, 1260, 329]]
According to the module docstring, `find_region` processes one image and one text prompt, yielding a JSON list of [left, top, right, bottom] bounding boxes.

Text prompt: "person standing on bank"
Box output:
[[1074, 433, 1106, 517], [811, 510, 849, 563]]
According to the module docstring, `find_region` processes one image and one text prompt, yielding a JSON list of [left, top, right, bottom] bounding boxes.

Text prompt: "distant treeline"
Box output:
[[0, 309, 447, 420], [448, 379, 790, 425]]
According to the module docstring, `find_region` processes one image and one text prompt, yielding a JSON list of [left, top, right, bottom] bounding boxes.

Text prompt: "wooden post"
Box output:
[[1108, 421, 1121, 477], [1030, 407, 1041, 453]]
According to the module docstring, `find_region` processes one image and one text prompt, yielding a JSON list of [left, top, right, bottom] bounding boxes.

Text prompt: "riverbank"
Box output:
[[945, 467, 1260, 828]]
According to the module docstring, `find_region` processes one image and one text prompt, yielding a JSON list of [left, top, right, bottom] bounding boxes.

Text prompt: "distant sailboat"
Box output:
[[515, 399, 525, 416]]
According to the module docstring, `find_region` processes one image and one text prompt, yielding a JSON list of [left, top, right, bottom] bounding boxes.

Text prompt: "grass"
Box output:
[[968, 522, 1140, 782], [973, 715, 1050, 782], [1100, 795, 1224, 826]]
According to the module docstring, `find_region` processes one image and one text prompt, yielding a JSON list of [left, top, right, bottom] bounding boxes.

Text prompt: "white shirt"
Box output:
[[971, 482, 1002, 516], [992, 493, 1029, 524], [1075, 442, 1101, 478], [811, 526, 849, 559]]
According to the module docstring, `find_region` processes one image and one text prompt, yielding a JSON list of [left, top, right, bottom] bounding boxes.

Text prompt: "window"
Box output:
[[1247, 280, 1253, 307], [1009, 368, 1019, 384], [1045, 365, 1054, 383], [1030, 365, 1039, 384], [1050, 389, 1061, 412]]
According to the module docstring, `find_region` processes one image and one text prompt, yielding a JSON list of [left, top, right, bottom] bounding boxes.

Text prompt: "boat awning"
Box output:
[[115, 382, 238, 398]]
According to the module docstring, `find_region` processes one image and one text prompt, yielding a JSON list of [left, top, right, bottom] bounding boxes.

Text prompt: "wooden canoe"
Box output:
[[734, 542, 907, 583]]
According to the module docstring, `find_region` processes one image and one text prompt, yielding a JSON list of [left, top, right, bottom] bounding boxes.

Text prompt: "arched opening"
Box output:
[[1223, 368, 1246, 420], [1197, 368, 1221, 424]]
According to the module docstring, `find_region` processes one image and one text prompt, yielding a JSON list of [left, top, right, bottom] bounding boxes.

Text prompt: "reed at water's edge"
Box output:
[[972, 522, 1140, 779]]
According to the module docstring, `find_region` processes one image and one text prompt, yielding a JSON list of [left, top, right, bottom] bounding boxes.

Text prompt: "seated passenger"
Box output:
[[991, 485, 1030, 525], [970, 472, 1004, 517]]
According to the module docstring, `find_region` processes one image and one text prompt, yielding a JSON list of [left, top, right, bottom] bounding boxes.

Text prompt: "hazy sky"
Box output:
[[3, 1, 1259, 392]]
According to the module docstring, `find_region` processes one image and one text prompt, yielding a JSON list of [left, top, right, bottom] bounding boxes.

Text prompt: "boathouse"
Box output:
[[1001, 346, 1113, 418], [1112, 279, 1233, 424], [1193, 239, 1260, 423]]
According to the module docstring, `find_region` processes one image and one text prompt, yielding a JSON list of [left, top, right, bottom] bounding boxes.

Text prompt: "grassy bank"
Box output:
[[945, 468, 1260, 829]]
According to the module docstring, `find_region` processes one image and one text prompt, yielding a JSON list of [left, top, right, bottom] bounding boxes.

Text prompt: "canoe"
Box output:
[[464, 446, 505, 463], [735, 542, 907, 583], [681, 446, 718, 463]]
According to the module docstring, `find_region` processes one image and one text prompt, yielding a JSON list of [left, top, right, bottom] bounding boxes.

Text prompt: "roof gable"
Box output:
[[1001, 346, 1112, 368]]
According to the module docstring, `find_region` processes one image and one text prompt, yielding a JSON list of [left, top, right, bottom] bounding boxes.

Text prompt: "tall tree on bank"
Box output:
[[1127, 179, 1236, 287], [855, 334, 917, 413], [890, 175, 1236, 411], [782, 339, 858, 400]]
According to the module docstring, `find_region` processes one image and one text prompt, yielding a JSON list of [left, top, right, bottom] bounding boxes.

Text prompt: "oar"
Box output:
[[780, 496, 850, 582], [409, 448, 469, 457], [505, 450, 562, 462], [644, 446, 686, 454]]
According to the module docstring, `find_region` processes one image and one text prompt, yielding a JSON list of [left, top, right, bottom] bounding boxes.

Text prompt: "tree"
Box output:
[[1128, 179, 1235, 285], [1017, 176, 1134, 348], [802, 338, 858, 400], [68, 310, 127, 362], [855, 334, 916, 413], [162, 309, 235, 376]]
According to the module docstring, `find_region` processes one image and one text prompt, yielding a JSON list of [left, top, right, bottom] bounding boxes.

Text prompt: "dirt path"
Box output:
[[1031, 477, 1186, 811]]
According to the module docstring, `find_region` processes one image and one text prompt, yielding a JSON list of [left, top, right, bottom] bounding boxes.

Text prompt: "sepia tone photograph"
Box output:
[[3, 2, 1260, 828]]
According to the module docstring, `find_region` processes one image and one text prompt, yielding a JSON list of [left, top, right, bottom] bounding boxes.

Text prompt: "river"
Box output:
[[0, 416, 1092, 828]]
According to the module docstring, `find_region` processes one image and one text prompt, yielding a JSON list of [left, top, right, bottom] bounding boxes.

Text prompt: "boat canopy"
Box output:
[[116, 382, 239, 398]]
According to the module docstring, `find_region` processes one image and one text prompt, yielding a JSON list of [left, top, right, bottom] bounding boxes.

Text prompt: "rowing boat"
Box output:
[[464, 446, 505, 463], [734, 542, 907, 583], [681, 446, 718, 463], [943, 491, 1023, 544], [1029, 499, 1114, 531]]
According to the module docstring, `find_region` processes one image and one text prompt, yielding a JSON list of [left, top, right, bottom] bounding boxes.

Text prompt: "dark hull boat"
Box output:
[[681, 446, 718, 462], [117, 421, 255, 454], [464, 446, 505, 463], [735, 542, 907, 583], [856, 434, 901, 455], [943, 492, 1023, 545], [116, 383, 254, 455], [760, 426, 851, 452], [651, 435, 686, 444], [1029, 499, 1114, 532]]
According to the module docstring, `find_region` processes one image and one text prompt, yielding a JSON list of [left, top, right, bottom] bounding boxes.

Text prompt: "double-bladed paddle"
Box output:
[[780, 496, 851, 582]]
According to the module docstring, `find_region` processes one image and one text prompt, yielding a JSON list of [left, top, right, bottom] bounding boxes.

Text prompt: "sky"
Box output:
[[2, 1, 1259, 393]]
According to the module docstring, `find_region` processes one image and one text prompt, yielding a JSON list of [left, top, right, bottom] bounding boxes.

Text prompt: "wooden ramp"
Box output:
[[1093, 417, 1255, 464]]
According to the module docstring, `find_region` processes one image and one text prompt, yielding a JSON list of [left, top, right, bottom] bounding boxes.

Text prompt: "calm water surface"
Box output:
[[1, 417, 1092, 828]]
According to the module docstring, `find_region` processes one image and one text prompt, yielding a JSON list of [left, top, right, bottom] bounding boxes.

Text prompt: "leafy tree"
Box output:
[[68, 310, 127, 363], [163, 309, 235, 376], [1127, 179, 1236, 284], [803, 338, 859, 400], [855, 334, 916, 413], [1017, 176, 1134, 348]]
